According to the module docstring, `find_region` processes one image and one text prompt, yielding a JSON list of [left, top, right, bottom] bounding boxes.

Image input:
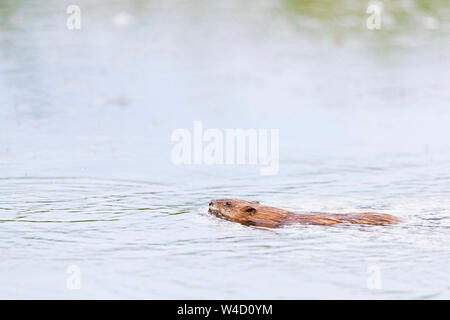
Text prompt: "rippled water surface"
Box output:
[[1, 0, 450, 299]]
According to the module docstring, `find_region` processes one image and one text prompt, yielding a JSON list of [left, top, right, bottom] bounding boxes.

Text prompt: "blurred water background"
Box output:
[[0, 0, 449, 298]]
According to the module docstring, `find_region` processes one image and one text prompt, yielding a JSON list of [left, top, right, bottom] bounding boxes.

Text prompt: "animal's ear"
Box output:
[[241, 206, 256, 215]]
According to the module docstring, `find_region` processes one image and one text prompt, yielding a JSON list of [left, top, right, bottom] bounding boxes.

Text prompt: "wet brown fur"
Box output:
[[209, 199, 401, 228]]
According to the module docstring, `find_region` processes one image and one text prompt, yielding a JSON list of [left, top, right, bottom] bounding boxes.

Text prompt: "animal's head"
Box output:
[[209, 199, 290, 228], [208, 199, 260, 223]]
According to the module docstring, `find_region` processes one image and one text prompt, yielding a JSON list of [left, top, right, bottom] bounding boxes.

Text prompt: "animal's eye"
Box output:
[[225, 202, 232, 207], [245, 206, 256, 215]]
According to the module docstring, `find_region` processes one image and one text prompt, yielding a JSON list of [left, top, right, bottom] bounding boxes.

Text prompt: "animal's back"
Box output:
[[283, 212, 400, 226]]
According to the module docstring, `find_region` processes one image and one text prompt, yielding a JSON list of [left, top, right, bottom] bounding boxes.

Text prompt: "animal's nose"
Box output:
[[209, 201, 213, 206]]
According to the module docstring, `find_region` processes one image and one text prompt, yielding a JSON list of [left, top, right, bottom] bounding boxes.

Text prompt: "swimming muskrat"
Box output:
[[209, 199, 400, 228]]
